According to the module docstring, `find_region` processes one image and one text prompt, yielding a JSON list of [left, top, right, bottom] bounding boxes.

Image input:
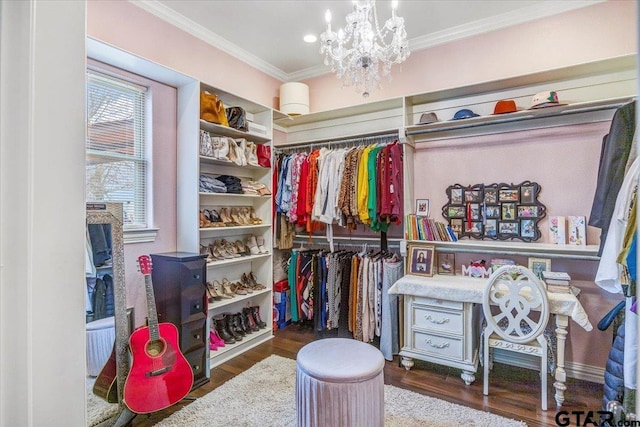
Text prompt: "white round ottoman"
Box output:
[[86, 316, 115, 377], [296, 338, 385, 427]]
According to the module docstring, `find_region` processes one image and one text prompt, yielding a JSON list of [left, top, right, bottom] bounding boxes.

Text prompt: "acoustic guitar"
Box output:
[[122, 255, 194, 414], [92, 344, 118, 403]]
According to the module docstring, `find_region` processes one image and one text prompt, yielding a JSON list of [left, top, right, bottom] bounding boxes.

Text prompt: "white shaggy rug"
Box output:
[[155, 354, 528, 427], [86, 377, 119, 426]]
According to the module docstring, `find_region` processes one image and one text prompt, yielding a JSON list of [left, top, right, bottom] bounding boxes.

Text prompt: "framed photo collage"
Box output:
[[442, 181, 546, 242]]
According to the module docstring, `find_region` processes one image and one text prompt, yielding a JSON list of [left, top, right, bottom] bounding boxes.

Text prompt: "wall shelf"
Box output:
[[405, 239, 600, 261], [405, 97, 633, 143], [200, 120, 270, 143], [205, 253, 271, 268]]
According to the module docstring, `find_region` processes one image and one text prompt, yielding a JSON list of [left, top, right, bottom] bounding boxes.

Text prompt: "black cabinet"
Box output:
[[150, 252, 209, 390]]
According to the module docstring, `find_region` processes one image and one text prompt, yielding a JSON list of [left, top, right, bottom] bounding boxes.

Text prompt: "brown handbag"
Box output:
[[200, 92, 229, 127]]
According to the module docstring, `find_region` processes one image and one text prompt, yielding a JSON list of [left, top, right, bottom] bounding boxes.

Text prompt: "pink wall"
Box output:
[[413, 121, 622, 369], [87, 1, 282, 109], [304, 1, 637, 112]]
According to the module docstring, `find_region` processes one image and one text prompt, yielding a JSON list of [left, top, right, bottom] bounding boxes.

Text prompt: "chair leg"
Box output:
[[541, 345, 548, 411], [483, 335, 490, 396]]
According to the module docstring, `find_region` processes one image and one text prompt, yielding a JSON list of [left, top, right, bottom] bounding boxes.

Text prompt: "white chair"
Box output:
[[482, 265, 550, 410]]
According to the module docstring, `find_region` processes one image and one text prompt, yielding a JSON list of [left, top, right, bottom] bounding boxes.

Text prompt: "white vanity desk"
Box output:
[[388, 274, 593, 406]]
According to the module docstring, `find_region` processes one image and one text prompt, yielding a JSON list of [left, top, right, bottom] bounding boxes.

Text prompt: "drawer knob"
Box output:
[[194, 304, 201, 310], [193, 365, 200, 370], [425, 314, 450, 325], [193, 274, 200, 279], [425, 339, 450, 349], [194, 334, 201, 340]]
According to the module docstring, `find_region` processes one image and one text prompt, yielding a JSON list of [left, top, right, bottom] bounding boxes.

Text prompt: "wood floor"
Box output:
[[130, 325, 602, 427]]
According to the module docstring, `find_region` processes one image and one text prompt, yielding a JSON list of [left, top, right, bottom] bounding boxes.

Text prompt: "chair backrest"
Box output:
[[483, 265, 550, 344]]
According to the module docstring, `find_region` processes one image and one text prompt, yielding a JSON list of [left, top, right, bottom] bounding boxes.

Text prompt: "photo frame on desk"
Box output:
[[528, 257, 551, 280], [408, 244, 435, 277], [437, 252, 455, 275]]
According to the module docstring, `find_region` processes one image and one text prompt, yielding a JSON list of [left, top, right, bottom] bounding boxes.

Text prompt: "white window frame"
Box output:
[[86, 67, 157, 243]]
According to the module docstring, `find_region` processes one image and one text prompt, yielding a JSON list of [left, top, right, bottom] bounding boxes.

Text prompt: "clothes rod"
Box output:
[[292, 240, 401, 250], [275, 132, 398, 152]]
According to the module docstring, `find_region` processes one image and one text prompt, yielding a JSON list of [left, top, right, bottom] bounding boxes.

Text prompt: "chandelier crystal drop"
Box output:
[[320, 0, 410, 98]]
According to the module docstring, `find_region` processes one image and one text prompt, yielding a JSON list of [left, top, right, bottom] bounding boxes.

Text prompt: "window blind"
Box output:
[[86, 70, 148, 229]]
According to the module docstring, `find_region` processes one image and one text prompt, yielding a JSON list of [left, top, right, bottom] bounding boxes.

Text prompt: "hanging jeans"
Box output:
[[381, 258, 403, 360]]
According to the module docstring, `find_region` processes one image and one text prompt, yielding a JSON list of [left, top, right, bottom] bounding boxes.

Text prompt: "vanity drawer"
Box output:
[[412, 330, 463, 361], [412, 296, 463, 311], [412, 305, 463, 335]]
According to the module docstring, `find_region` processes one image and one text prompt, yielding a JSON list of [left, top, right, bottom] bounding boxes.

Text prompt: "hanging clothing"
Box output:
[[381, 257, 403, 360], [589, 100, 636, 255], [595, 157, 639, 294]]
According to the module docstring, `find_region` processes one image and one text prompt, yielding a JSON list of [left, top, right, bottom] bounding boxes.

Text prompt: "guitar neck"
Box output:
[[143, 274, 160, 341]]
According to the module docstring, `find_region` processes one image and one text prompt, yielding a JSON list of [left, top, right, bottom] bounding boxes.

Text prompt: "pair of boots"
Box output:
[[212, 307, 266, 346]]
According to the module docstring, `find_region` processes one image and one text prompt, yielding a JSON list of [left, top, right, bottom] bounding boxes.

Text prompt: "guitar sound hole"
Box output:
[[146, 340, 165, 357]]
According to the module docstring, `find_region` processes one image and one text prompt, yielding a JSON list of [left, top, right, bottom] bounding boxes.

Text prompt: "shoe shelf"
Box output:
[[209, 327, 273, 368], [199, 192, 271, 199], [205, 252, 271, 267], [199, 155, 270, 170], [200, 119, 270, 144], [199, 224, 272, 233], [207, 287, 271, 312]]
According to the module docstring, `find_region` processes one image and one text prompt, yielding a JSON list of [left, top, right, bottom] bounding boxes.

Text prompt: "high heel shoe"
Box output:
[[220, 207, 239, 226], [200, 211, 213, 228], [213, 280, 233, 299], [221, 278, 236, 298], [235, 239, 248, 256], [205, 281, 221, 302], [206, 209, 225, 227], [248, 207, 263, 225], [209, 324, 226, 348], [246, 235, 260, 255], [201, 244, 215, 263], [256, 236, 268, 254], [248, 272, 266, 290], [221, 239, 241, 258]]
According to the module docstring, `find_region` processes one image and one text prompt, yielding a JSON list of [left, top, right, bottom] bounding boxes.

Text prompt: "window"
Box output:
[[86, 70, 149, 229]]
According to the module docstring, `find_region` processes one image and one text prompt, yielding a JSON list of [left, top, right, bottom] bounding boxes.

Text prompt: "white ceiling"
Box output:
[[134, 0, 602, 81]]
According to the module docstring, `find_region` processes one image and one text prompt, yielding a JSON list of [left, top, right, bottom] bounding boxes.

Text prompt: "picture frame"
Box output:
[[450, 187, 463, 204], [485, 205, 500, 218], [408, 244, 435, 277], [464, 189, 481, 203], [437, 252, 455, 275], [517, 205, 539, 218], [501, 203, 516, 220], [499, 221, 519, 235], [528, 257, 551, 279], [416, 199, 430, 216], [485, 219, 497, 237], [442, 181, 546, 242], [484, 188, 498, 204], [499, 188, 519, 202], [520, 185, 535, 204], [450, 218, 463, 235]]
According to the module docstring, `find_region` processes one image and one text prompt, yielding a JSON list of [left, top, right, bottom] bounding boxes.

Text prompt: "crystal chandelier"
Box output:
[[320, 0, 410, 98]]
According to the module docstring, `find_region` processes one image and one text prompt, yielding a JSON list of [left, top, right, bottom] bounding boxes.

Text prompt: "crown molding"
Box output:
[[408, 1, 604, 53], [129, 0, 603, 84], [129, 0, 289, 81]]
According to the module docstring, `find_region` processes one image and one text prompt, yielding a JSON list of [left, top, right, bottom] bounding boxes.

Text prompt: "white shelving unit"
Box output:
[[177, 81, 275, 368]]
